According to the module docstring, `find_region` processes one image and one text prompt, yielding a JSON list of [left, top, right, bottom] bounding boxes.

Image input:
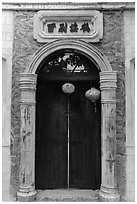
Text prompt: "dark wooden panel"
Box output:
[[35, 81, 68, 189], [69, 81, 101, 189], [35, 78, 101, 190]]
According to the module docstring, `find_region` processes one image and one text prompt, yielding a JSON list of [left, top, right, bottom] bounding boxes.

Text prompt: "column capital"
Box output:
[[19, 73, 37, 91], [100, 71, 117, 90], [100, 71, 117, 103], [19, 73, 37, 105]]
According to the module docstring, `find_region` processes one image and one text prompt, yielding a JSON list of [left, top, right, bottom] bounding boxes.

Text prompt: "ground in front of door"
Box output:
[[35, 189, 99, 202]]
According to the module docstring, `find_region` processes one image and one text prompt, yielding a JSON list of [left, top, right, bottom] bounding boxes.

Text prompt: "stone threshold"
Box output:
[[35, 189, 99, 202]]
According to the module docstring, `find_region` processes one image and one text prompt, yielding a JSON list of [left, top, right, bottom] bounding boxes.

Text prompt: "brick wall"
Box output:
[[11, 9, 126, 199], [124, 10, 135, 202]]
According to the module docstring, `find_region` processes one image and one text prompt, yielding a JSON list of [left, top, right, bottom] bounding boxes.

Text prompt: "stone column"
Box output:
[[17, 73, 37, 202], [99, 71, 120, 202]]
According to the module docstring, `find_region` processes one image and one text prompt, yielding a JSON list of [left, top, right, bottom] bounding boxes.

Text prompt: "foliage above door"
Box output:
[[37, 49, 99, 82]]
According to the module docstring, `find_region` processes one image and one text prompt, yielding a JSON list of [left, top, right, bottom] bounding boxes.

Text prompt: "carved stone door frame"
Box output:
[[17, 39, 120, 202]]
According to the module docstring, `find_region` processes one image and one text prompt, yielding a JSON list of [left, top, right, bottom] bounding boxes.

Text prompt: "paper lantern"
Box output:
[[85, 87, 100, 102], [62, 83, 75, 94]]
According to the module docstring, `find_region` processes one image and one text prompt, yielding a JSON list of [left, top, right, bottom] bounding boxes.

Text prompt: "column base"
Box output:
[[99, 185, 120, 202], [17, 186, 37, 202]]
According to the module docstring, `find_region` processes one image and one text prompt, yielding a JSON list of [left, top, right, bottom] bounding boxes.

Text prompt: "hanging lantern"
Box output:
[[62, 83, 75, 94], [85, 87, 100, 102]]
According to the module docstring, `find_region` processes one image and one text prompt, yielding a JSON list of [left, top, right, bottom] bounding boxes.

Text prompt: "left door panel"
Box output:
[[35, 81, 68, 189]]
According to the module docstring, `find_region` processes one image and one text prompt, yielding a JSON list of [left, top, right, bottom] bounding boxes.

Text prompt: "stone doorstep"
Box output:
[[35, 189, 99, 202]]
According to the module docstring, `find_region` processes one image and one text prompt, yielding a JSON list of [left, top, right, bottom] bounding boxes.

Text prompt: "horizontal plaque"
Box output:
[[33, 10, 103, 42]]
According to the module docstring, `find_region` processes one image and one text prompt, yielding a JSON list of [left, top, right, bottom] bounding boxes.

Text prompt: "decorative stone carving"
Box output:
[[33, 10, 103, 42], [17, 74, 37, 202], [99, 71, 120, 202]]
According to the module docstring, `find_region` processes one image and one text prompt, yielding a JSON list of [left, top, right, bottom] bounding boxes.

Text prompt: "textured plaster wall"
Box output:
[[124, 10, 135, 202], [2, 11, 15, 201], [11, 10, 126, 199], [2, 11, 13, 146]]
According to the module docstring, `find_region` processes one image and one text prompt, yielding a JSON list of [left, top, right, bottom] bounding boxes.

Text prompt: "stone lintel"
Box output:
[[2, 2, 135, 11]]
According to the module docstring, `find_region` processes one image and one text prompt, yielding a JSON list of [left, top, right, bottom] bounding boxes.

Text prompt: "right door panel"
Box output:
[[69, 81, 101, 189]]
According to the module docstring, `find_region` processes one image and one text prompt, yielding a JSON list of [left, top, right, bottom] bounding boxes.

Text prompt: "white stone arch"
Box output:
[[17, 39, 120, 202], [26, 39, 112, 73]]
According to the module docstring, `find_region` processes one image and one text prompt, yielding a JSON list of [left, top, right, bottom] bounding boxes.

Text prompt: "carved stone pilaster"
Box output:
[[99, 71, 120, 202], [17, 73, 37, 202]]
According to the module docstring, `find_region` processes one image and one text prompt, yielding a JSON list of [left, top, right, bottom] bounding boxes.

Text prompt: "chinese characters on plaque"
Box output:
[[34, 10, 103, 42], [47, 22, 91, 34]]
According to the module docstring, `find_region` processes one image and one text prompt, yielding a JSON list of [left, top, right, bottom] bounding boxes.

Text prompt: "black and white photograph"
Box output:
[[2, 0, 135, 202]]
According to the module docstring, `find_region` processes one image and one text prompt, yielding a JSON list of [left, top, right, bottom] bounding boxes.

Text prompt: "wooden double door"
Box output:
[[35, 80, 101, 190]]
